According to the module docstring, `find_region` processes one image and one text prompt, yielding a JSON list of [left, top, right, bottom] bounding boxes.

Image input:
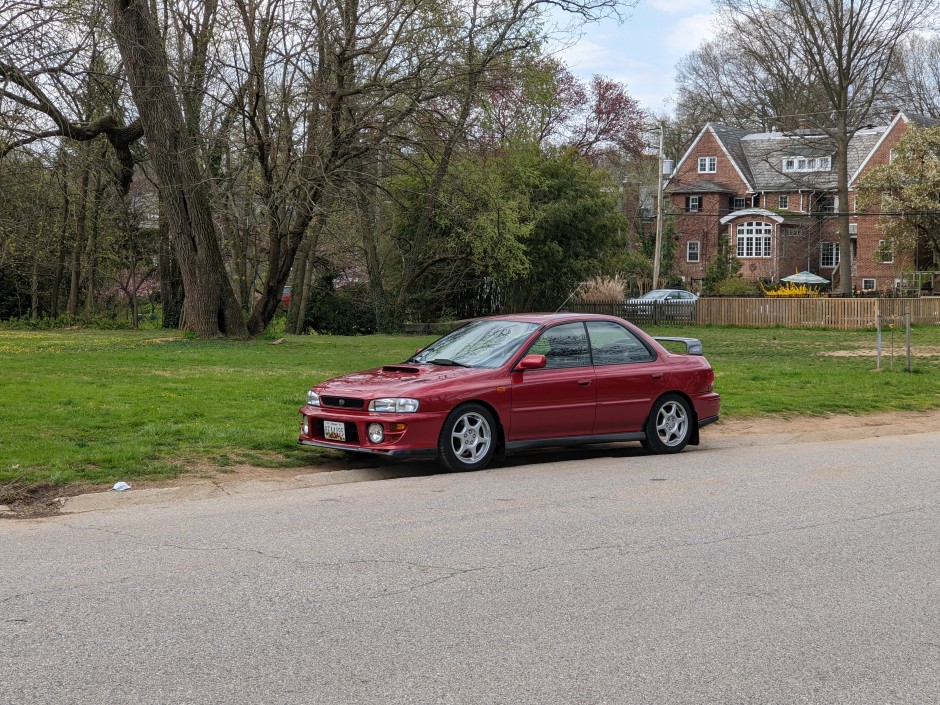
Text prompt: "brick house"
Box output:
[[664, 111, 939, 293]]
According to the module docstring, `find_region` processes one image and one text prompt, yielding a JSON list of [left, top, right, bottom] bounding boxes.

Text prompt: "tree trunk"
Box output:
[[157, 200, 185, 329], [50, 163, 70, 319], [30, 258, 40, 320], [110, 0, 247, 338], [836, 114, 853, 296], [68, 162, 91, 317]]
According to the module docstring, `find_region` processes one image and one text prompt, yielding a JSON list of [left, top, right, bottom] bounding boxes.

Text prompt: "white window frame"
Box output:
[[862, 278, 877, 291], [732, 197, 746, 210], [686, 195, 701, 213], [778, 194, 789, 209], [821, 242, 840, 268], [818, 195, 838, 214], [698, 156, 717, 173], [687, 240, 701, 263], [735, 221, 773, 258], [783, 155, 832, 172], [876, 240, 894, 264]]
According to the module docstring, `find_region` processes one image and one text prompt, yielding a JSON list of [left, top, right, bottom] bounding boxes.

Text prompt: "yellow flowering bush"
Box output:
[[762, 282, 821, 297]]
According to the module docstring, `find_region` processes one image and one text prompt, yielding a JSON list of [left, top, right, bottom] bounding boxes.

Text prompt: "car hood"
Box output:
[[315, 363, 494, 397]]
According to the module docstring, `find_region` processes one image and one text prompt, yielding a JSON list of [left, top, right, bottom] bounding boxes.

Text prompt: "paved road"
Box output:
[[3, 428, 939, 705]]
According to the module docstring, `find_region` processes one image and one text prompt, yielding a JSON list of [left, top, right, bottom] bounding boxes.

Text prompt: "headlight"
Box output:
[[368, 397, 420, 413], [367, 423, 385, 443], [307, 390, 320, 406]]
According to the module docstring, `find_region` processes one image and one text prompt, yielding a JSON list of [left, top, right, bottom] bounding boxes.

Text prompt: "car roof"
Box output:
[[477, 312, 629, 325]]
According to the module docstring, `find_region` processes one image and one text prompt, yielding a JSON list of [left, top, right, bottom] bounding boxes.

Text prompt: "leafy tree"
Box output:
[[859, 125, 940, 266], [501, 147, 627, 311]]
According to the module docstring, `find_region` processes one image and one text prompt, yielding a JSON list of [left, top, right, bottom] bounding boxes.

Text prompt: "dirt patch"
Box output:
[[0, 481, 101, 519], [823, 345, 940, 358], [3, 409, 939, 520]]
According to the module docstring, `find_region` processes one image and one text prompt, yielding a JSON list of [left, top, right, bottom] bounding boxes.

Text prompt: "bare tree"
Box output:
[[889, 34, 940, 119]]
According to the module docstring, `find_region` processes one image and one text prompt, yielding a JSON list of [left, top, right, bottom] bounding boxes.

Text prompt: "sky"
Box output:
[[553, 0, 718, 114]]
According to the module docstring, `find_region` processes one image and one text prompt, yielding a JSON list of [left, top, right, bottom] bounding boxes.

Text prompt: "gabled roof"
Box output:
[[669, 118, 922, 194], [849, 110, 940, 187], [670, 123, 754, 192]]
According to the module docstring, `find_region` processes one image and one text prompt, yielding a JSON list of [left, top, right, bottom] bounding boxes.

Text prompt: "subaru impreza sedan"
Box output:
[[299, 313, 719, 471]]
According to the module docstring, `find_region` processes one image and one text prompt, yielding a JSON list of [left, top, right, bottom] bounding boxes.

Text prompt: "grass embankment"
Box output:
[[0, 326, 938, 489]]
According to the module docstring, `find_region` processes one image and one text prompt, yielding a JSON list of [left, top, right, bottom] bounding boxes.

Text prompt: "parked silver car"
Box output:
[[625, 289, 698, 324], [628, 289, 699, 304]]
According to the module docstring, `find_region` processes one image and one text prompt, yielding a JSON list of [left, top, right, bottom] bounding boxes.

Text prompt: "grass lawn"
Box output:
[[1, 325, 938, 489]]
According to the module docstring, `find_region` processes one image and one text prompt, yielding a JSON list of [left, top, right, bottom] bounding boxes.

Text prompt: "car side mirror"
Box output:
[[516, 354, 547, 371]]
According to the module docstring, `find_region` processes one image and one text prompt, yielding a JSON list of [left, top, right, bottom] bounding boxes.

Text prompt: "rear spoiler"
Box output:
[[653, 337, 704, 355]]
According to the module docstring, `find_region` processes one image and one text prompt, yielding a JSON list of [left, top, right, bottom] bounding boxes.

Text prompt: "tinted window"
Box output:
[[527, 322, 590, 369], [586, 321, 654, 365]]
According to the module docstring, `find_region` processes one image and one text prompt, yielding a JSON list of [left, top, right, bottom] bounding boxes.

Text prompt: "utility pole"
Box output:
[[652, 122, 665, 290]]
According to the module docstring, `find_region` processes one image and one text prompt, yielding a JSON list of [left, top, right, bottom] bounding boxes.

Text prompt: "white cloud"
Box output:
[[664, 12, 716, 53]]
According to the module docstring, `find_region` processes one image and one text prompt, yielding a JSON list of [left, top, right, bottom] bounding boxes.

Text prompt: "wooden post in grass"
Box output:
[[906, 309, 912, 373]]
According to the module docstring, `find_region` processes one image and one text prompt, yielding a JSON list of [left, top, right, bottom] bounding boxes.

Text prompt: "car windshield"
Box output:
[[408, 320, 539, 369], [639, 290, 670, 300]]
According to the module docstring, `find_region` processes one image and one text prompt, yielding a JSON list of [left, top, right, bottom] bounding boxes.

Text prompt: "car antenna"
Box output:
[[554, 282, 584, 313]]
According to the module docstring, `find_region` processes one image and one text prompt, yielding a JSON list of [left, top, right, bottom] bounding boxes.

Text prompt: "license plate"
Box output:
[[323, 420, 346, 441]]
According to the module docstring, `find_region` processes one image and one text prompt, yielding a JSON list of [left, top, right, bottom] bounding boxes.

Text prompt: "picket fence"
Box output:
[[569, 297, 940, 330]]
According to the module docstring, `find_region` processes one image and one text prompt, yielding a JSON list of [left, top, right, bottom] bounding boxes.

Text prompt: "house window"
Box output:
[[732, 197, 747, 210], [862, 278, 877, 291], [698, 156, 717, 173], [685, 196, 701, 212], [821, 242, 840, 268], [735, 221, 772, 258], [853, 194, 858, 213], [687, 240, 701, 263], [778, 195, 789, 209], [876, 240, 894, 264], [817, 195, 837, 214]]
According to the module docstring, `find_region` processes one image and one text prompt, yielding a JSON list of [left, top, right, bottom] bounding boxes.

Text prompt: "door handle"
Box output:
[[651, 373, 663, 380], [577, 379, 592, 387]]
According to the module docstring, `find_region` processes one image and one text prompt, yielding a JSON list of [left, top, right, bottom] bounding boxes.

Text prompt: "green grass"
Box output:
[[0, 325, 938, 488], [646, 325, 940, 417]]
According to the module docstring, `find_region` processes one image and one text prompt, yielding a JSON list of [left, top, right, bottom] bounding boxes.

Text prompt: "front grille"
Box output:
[[315, 420, 360, 444], [321, 396, 365, 409]]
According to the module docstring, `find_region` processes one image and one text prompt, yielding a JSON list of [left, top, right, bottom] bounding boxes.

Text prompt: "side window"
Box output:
[[528, 322, 590, 369], [586, 321, 655, 366]]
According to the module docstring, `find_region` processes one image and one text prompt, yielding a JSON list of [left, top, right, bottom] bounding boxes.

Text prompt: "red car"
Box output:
[[298, 313, 720, 471]]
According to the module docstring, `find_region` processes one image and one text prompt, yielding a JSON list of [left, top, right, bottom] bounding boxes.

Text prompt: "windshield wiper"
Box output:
[[427, 358, 469, 367]]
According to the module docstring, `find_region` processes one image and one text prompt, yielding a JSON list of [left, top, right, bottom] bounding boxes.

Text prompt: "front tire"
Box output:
[[438, 403, 496, 472], [642, 394, 692, 454]]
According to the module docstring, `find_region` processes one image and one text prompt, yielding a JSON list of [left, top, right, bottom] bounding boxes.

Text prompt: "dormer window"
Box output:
[[698, 156, 717, 173], [783, 155, 832, 172]]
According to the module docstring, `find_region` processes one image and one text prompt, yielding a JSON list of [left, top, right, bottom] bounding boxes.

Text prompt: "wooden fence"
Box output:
[[570, 297, 940, 329]]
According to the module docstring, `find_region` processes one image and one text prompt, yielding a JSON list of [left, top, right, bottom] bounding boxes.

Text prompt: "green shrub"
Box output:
[[714, 276, 760, 296]]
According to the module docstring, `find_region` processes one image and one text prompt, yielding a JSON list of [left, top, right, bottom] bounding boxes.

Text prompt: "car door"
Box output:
[[586, 320, 670, 434], [509, 322, 596, 440]]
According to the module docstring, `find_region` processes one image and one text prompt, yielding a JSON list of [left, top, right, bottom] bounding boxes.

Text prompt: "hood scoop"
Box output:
[[382, 365, 420, 373]]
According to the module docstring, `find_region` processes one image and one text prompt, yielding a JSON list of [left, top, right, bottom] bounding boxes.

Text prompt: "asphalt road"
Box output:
[[3, 428, 939, 705]]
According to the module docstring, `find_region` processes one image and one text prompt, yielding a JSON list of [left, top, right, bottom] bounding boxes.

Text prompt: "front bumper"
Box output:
[[297, 437, 438, 458], [298, 404, 444, 457]]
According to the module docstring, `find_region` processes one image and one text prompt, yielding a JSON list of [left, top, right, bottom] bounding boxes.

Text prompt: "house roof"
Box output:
[[668, 118, 923, 194], [669, 180, 736, 195]]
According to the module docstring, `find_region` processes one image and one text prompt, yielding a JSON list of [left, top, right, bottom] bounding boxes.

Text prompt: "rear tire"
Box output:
[[438, 403, 496, 472], [643, 394, 692, 454]]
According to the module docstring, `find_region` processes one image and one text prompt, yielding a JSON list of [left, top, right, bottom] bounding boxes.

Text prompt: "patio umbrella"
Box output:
[[781, 271, 830, 285]]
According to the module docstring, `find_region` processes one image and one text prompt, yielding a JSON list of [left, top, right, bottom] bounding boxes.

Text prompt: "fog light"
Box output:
[[367, 423, 384, 444], [390, 422, 407, 432], [301, 416, 310, 435]]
